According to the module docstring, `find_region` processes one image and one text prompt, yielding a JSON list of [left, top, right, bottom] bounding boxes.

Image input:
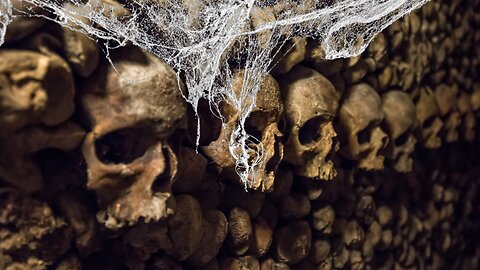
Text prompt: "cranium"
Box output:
[[0, 50, 75, 133], [337, 83, 388, 170], [381, 91, 417, 173], [3, 17, 45, 44], [202, 70, 284, 191], [367, 33, 387, 64], [81, 47, 187, 229], [457, 92, 476, 141], [250, 5, 277, 49], [412, 86, 443, 149], [278, 65, 339, 180], [3, 0, 46, 44], [271, 37, 307, 75], [471, 84, 480, 115], [434, 84, 460, 142]]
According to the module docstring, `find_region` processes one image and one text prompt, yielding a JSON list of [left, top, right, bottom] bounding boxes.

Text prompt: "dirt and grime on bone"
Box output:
[[1, 0, 480, 269]]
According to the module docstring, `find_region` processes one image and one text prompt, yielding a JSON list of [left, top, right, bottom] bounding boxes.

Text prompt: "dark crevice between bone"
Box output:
[[265, 135, 283, 174], [152, 147, 173, 194], [326, 136, 338, 163], [186, 98, 223, 146]]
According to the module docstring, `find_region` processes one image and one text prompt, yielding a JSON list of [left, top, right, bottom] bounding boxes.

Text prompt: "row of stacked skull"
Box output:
[[204, 58, 476, 181], [0, 44, 477, 229], [0, 0, 478, 232], [77, 46, 480, 229]]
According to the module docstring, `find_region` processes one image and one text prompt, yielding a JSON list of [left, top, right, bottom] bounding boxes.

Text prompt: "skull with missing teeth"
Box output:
[[279, 65, 339, 180], [81, 48, 187, 229], [382, 91, 417, 172], [337, 83, 388, 170], [202, 70, 284, 191]]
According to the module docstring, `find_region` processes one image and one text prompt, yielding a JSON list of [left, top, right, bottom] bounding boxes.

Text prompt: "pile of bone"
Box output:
[[1, 0, 480, 269]]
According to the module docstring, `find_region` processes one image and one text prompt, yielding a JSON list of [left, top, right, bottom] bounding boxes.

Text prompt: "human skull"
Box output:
[[337, 83, 388, 170], [0, 50, 75, 133], [434, 84, 460, 143], [412, 86, 443, 149], [381, 91, 417, 173], [278, 65, 339, 180], [81, 47, 187, 229], [250, 5, 277, 49], [471, 84, 480, 115], [271, 37, 307, 75], [3, 0, 46, 44], [202, 70, 284, 191], [457, 92, 476, 141]]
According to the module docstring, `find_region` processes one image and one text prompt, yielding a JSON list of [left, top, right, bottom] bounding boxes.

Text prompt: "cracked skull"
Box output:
[[279, 65, 339, 180], [382, 91, 417, 173], [337, 83, 388, 171], [81, 47, 187, 229], [202, 70, 284, 191]]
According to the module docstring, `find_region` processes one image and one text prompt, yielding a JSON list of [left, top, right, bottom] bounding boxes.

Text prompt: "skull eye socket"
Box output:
[[357, 122, 378, 145], [95, 127, 157, 164], [245, 111, 269, 142], [422, 116, 437, 128], [394, 132, 410, 146], [298, 116, 330, 145]]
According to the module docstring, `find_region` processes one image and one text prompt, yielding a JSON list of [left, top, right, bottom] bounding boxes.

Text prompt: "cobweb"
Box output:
[[0, 0, 11, 45], [0, 0, 429, 188]]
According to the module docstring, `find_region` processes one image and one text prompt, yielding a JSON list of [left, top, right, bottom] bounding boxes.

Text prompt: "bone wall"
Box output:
[[0, 0, 479, 269]]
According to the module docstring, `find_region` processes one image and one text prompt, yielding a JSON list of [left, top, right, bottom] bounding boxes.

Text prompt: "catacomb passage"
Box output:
[[1, 0, 480, 269]]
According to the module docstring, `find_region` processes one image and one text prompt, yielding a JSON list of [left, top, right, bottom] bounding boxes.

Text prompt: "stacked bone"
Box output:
[[0, 0, 479, 269]]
